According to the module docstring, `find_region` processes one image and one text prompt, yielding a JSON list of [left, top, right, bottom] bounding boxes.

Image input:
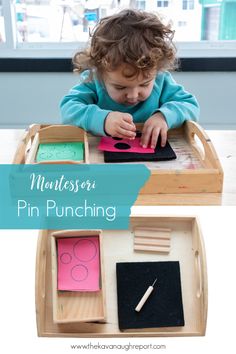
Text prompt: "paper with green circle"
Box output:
[[36, 142, 84, 162]]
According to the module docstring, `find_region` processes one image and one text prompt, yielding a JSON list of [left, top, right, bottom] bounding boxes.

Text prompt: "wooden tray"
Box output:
[[89, 121, 223, 194], [13, 124, 89, 164], [35, 215, 207, 337], [13, 122, 223, 194], [50, 230, 106, 324]]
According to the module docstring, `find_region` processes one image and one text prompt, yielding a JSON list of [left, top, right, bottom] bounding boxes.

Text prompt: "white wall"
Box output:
[[0, 71, 236, 129]]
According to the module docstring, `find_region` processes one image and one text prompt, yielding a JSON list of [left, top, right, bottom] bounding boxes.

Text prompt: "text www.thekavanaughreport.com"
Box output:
[[70, 342, 166, 351]]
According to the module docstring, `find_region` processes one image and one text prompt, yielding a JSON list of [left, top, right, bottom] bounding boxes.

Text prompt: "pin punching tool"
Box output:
[[135, 278, 157, 312]]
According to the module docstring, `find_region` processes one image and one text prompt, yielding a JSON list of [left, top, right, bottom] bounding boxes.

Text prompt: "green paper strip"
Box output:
[[36, 142, 84, 162]]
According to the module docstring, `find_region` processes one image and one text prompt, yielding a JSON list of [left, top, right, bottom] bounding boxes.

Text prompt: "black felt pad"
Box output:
[[104, 138, 176, 163], [116, 261, 185, 330]]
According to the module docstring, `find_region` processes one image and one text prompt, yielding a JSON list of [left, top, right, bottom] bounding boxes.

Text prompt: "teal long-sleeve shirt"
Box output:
[[60, 71, 200, 136]]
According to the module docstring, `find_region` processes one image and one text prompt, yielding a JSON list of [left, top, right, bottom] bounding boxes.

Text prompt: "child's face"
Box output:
[[102, 65, 156, 106]]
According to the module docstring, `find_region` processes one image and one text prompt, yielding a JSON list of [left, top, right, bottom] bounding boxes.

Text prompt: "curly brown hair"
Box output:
[[73, 9, 177, 79]]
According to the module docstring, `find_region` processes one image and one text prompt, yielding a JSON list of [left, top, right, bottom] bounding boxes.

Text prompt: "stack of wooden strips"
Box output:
[[133, 227, 171, 253]]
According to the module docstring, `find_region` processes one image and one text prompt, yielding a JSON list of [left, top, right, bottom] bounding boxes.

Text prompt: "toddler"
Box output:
[[60, 9, 199, 149]]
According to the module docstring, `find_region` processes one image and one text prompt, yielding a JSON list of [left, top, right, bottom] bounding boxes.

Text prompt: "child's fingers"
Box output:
[[120, 121, 136, 133], [122, 113, 133, 123], [150, 127, 161, 149], [118, 127, 136, 139], [122, 114, 136, 129], [140, 125, 152, 148], [160, 129, 167, 147]]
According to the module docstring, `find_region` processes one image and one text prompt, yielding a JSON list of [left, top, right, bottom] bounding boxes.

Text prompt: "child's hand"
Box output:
[[141, 112, 168, 149], [105, 112, 136, 139]]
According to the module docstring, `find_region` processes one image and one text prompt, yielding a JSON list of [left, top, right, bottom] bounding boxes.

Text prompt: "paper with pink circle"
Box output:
[[57, 236, 100, 291], [98, 137, 154, 153]]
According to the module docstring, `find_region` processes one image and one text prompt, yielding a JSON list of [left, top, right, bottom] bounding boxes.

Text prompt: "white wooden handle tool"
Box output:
[[135, 279, 157, 312]]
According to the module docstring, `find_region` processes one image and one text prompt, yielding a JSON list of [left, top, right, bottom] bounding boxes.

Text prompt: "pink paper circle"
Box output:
[[71, 264, 88, 282], [73, 239, 97, 262], [60, 252, 72, 264]]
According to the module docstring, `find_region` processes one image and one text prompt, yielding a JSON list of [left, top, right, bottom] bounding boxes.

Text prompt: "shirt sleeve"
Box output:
[[60, 73, 111, 136], [157, 72, 200, 129]]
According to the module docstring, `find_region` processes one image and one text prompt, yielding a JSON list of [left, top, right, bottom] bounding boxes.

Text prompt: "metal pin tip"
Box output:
[[152, 278, 157, 287]]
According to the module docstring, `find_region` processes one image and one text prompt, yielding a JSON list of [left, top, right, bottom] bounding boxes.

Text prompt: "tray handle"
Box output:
[[195, 250, 203, 298], [185, 121, 223, 171], [12, 124, 41, 164]]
